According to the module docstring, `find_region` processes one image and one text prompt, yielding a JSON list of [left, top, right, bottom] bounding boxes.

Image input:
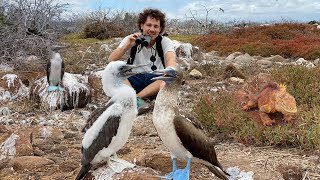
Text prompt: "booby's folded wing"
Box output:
[[81, 101, 114, 133], [177, 110, 205, 131], [61, 60, 65, 81], [173, 114, 229, 179], [81, 111, 121, 165], [46, 60, 51, 84]]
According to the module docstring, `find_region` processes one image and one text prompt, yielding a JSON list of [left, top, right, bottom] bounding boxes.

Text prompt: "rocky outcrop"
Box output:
[[30, 73, 91, 110], [11, 156, 55, 171], [0, 74, 29, 101], [87, 70, 104, 102]]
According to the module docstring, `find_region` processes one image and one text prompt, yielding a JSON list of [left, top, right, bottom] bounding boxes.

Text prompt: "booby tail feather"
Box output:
[[75, 164, 91, 180], [205, 165, 229, 180]]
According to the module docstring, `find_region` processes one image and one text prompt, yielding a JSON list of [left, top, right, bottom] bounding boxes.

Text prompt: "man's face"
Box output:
[[140, 16, 161, 40]]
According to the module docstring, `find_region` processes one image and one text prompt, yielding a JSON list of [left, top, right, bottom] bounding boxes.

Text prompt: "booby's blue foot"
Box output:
[[48, 85, 58, 92], [163, 158, 177, 179], [173, 158, 191, 180], [136, 97, 151, 115], [57, 85, 64, 91], [160, 158, 177, 179]]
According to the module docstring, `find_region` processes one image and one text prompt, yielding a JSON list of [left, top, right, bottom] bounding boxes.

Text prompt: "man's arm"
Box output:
[[108, 33, 141, 62], [164, 51, 177, 68], [108, 44, 131, 62]]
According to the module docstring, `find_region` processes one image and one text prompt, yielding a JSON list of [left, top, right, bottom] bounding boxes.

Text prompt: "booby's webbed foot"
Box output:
[[160, 158, 178, 179], [57, 85, 64, 91], [137, 97, 152, 115], [162, 172, 173, 180], [48, 85, 58, 92], [173, 158, 191, 180]]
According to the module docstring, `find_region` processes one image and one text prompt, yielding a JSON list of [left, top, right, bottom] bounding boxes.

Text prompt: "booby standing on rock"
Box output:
[[75, 61, 142, 180], [152, 67, 230, 180], [46, 46, 66, 92]]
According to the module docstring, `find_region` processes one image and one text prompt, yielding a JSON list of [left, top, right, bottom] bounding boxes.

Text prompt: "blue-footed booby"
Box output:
[[75, 61, 142, 180], [152, 67, 230, 180], [46, 46, 67, 92]]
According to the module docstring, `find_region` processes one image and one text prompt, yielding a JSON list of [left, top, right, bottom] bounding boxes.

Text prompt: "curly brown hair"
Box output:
[[137, 8, 166, 34]]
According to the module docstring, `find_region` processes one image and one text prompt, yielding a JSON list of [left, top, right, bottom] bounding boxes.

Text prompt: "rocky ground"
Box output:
[[0, 77, 319, 180]]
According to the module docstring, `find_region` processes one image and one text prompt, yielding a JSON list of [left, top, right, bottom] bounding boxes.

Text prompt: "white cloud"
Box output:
[[61, 0, 320, 22], [169, 0, 320, 22]]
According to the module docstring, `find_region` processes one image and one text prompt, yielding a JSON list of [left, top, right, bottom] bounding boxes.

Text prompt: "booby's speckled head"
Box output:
[[106, 61, 143, 79], [151, 67, 183, 84], [103, 61, 147, 96]]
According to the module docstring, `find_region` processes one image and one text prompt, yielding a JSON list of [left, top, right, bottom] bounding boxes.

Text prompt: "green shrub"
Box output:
[[271, 65, 320, 107], [84, 21, 125, 40], [193, 65, 320, 150], [296, 105, 320, 149], [193, 92, 254, 135], [170, 34, 200, 43]]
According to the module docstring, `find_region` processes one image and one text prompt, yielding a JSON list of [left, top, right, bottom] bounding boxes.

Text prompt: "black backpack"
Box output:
[[127, 35, 165, 68]]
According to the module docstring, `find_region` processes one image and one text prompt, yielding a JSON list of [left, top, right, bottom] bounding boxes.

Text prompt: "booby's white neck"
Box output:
[[102, 69, 129, 97], [112, 85, 137, 107], [51, 52, 62, 62], [159, 86, 178, 106]]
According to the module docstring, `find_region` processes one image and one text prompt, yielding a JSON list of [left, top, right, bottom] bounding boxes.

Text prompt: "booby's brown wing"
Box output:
[[81, 113, 121, 165], [46, 60, 50, 84], [61, 60, 65, 81], [177, 110, 205, 131], [173, 114, 229, 179], [81, 101, 113, 133]]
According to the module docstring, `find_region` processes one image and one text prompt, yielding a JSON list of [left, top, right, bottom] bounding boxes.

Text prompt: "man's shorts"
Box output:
[[128, 73, 160, 99]]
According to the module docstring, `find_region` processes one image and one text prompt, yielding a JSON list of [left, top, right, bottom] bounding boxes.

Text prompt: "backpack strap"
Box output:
[[155, 35, 165, 68], [127, 35, 165, 68], [127, 44, 138, 65]]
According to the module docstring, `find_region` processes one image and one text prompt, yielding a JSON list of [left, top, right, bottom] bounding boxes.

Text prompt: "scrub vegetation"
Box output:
[[188, 23, 320, 150], [193, 64, 320, 150], [193, 23, 320, 60]]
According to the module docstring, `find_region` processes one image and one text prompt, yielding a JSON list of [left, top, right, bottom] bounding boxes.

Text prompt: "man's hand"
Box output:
[[108, 32, 141, 62], [126, 32, 142, 48]]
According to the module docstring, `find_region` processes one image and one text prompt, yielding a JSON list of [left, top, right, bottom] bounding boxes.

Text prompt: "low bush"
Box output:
[[193, 65, 320, 150], [194, 23, 320, 60], [84, 21, 125, 40], [271, 65, 320, 107]]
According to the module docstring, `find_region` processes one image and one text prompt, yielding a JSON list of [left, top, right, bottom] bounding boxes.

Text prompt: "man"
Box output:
[[108, 8, 176, 114]]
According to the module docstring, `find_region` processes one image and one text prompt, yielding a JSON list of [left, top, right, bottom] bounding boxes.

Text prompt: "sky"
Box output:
[[65, 0, 320, 23]]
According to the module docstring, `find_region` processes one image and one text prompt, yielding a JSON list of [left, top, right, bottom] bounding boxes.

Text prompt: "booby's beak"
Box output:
[[151, 67, 177, 83], [51, 45, 69, 52], [120, 64, 148, 77]]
